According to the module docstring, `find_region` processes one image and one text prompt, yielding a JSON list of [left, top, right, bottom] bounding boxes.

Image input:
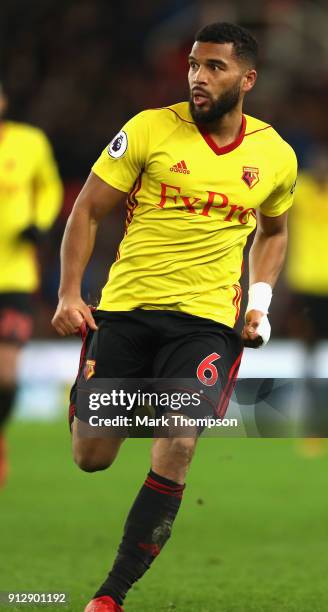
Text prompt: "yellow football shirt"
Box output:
[[286, 172, 328, 296], [0, 121, 62, 292], [92, 102, 297, 327]]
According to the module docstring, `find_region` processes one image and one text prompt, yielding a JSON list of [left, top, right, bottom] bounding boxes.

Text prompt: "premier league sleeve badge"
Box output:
[[107, 130, 128, 159]]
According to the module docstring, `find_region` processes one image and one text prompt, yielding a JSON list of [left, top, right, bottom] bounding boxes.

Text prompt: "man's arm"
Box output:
[[32, 132, 63, 231], [242, 210, 288, 347], [20, 132, 63, 245], [51, 172, 126, 336]]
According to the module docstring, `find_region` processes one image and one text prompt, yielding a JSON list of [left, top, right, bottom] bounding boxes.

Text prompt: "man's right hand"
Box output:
[[51, 295, 98, 336]]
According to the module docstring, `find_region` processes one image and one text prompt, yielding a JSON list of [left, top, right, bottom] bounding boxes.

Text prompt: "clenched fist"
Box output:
[[51, 294, 98, 336], [242, 309, 271, 348]]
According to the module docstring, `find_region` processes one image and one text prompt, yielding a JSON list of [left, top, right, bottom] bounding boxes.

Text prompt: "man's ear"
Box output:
[[242, 69, 257, 93]]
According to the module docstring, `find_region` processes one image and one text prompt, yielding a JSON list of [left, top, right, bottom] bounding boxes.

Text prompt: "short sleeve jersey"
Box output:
[[0, 121, 62, 292], [92, 102, 297, 327]]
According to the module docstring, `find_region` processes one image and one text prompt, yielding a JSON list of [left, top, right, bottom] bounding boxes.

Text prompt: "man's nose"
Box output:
[[193, 65, 208, 84]]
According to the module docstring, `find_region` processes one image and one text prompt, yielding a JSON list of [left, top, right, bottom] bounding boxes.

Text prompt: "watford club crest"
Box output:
[[242, 166, 260, 189], [84, 359, 96, 381]]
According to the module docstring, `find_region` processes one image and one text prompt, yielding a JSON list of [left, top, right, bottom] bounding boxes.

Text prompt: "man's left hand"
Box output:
[[242, 309, 271, 348]]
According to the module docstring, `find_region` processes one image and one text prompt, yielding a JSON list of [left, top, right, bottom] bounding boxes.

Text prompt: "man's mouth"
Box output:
[[192, 89, 210, 107]]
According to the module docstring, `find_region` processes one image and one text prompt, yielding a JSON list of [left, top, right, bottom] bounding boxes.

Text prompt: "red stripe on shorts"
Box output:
[[216, 350, 243, 418]]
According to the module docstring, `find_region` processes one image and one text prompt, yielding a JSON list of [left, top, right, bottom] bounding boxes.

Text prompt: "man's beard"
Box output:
[[189, 82, 241, 125]]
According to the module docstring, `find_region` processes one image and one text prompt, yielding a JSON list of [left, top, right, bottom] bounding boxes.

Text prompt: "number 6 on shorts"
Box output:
[[196, 352, 221, 386]]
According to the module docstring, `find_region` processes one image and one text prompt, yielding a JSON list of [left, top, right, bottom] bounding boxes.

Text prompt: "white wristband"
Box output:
[[246, 282, 272, 315], [256, 315, 271, 346]]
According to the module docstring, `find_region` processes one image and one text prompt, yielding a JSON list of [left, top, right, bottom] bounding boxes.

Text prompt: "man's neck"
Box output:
[[200, 105, 244, 148]]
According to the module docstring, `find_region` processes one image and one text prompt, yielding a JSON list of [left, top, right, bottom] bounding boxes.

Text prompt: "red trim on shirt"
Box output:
[[115, 173, 142, 261], [160, 107, 271, 145], [245, 125, 272, 137], [165, 107, 195, 125], [232, 284, 242, 323], [127, 172, 142, 224], [198, 115, 247, 156]]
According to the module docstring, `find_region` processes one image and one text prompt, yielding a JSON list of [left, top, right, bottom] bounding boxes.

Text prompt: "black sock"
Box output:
[[0, 387, 16, 429], [94, 469, 185, 605]]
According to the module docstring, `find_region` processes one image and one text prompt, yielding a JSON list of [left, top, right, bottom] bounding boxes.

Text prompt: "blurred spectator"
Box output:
[[0, 83, 62, 484], [286, 146, 328, 344], [285, 146, 328, 442]]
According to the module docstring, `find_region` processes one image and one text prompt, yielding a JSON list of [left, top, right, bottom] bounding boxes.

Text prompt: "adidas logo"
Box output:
[[170, 160, 190, 174]]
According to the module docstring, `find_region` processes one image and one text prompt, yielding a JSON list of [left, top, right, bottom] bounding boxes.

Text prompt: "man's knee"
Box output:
[[170, 438, 196, 465], [73, 442, 118, 473], [72, 420, 124, 472], [74, 452, 110, 473], [152, 437, 197, 467]]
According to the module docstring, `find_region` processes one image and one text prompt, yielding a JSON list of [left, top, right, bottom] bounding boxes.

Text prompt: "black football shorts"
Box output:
[[0, 292, 34, 345], [69, 309, 243, 434]]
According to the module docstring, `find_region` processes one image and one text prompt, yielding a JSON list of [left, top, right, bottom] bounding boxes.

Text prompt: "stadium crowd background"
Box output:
[[1, 0, 328, 340]]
